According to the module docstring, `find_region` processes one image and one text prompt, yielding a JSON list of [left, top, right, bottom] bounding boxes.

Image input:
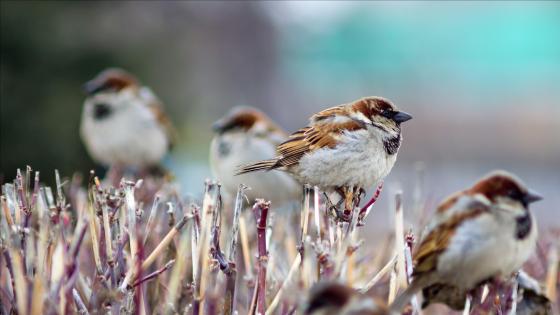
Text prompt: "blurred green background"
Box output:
[[1, 1, 559, 226]]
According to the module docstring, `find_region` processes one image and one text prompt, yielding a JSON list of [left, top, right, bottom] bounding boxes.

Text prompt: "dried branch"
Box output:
[[252, 199, 271, 315], [223, 184, 246, 315], [132, 259, 175, 288], [360, 254, 397, 293], [394, 192, 407, 289]]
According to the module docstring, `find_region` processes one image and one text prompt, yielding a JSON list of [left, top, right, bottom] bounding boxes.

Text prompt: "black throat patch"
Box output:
[[515, 213, 532, 240], [383, 133, 402, 155]]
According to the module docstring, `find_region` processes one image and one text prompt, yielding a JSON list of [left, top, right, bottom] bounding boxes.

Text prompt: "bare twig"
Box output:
[[545, 246, 558, 302], [394, 192, 407, 289], [193, 182, 220, 315], [73, 288, 89, 315], [360, 254, 397, 293], [223, 184, 247, 315], [143, 195, 161, 246], [132, 259, 175, 288], [266, 253, 302, 315], [253, 200, 271, 315]]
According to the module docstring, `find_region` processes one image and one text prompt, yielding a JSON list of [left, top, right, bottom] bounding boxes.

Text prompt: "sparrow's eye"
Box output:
[[507, 189, 523, 202], [381, 109, 394, 118]]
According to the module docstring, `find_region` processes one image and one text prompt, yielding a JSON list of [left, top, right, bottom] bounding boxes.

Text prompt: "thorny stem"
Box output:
[[253, 200, 270, 315]]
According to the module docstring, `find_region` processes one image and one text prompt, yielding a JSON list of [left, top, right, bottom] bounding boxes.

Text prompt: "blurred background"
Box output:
[[1, 1, 559, 229]]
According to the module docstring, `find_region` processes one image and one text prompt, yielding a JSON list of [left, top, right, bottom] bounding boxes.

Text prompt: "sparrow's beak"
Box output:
[[392, 111, 413, 123], [83, 80, 104, 95], [524, 189, 543, 205]]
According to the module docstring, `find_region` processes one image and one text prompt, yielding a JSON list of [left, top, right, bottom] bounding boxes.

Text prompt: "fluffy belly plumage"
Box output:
[[294, 136, 396, 190]]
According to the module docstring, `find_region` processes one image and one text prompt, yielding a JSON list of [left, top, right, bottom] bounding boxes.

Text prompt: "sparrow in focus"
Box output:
[[304, 282, 387, 315], [210, 107, 300, 208], [80, 68, 175, 170], [390, 170, 542, 313], [236, 96, 412, 216]]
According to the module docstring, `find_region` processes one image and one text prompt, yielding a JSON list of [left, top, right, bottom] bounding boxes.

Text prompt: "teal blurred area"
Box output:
[[1, 2, 559, 225]]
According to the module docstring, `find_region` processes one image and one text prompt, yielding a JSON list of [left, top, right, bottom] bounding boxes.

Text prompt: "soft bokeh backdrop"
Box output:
[[2, 1, 559, 228]]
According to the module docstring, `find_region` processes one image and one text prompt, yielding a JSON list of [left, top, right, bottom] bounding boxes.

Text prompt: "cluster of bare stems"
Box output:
[[0, 166, 557, 314]]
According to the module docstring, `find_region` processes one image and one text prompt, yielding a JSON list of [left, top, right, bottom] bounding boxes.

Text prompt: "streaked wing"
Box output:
[[310, 105, 348, 123], [275, 109, 365, 169], [413, 200, 489, 275]]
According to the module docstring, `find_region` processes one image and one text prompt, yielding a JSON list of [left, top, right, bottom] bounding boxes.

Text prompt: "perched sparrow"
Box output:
[[305, 282, 387, 315], [390, 170, 542, 313], [210, 107, 300, 208], [80, 68, 175, 168], [236, 96, 412, 214]]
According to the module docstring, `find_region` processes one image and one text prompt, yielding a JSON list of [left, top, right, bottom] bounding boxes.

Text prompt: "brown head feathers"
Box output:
[[84, 68, 139, 95], [212, 106, 284, 135], [469, 170, 542, 207]]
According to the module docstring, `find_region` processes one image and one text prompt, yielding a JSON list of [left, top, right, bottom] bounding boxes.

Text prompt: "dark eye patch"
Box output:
[[381, 109, 394, 118]]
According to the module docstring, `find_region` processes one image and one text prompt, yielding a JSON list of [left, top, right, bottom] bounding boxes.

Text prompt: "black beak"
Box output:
[[392, 111, 413, 123], [523, 189, 543, 205]]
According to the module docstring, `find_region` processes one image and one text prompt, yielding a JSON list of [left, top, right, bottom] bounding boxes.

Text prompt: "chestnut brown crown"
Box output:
[[353, 96, 412, 125], [212, 106, 283, 135], [470, 170, 542, 208], [83, 68, 139, 95]]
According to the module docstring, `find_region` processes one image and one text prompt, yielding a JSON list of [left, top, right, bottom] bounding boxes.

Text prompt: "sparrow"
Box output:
[[210, 107, 300, 208], [305, 282, 387, 315], [236, 96, 412, 216], [390, 170, 542, 313], [80, 68, 175, 169]]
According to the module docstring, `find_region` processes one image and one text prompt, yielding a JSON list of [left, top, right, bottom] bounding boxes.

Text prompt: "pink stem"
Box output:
[[358, 181, 384, 225]]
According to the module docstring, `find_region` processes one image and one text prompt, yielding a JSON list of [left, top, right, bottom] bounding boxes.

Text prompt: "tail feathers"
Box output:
[[389, 275, 436, 314], [235, 159, 278, 175]]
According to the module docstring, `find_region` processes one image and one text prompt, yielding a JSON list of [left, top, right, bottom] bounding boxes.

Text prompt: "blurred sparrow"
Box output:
[[210, 107, 300, 208], [305, 282, 387, 315], [421, 270, 552, 313], [390, 170, 542, 313], [80, 68, 175, 169], [236, 96, 412, 216]]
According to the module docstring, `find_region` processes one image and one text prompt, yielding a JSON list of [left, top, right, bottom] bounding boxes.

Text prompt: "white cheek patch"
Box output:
[[494, 197, 526, 215], [349, 111, 371, 124]]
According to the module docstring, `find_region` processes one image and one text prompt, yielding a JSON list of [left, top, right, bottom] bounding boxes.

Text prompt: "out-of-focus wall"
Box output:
[[1, 2, 559, 225]]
